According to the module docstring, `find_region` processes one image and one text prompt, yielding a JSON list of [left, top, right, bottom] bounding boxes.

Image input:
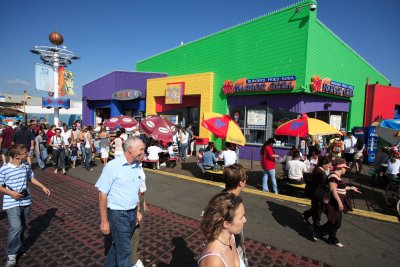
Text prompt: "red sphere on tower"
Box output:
[[49, 32, 64, 46]]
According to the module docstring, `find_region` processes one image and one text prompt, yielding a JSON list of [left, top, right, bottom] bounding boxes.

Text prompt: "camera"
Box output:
[[19, 189, 30, 198], [310, 3, 317, 11]]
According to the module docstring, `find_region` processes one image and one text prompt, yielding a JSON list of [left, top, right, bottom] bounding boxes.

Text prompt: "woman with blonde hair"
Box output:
[[199, 192, 247, 267]]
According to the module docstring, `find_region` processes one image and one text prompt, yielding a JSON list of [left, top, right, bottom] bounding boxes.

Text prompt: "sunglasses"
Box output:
[[224, 195, 240, 222]]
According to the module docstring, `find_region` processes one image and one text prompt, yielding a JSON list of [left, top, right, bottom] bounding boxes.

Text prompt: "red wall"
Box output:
[[364, 84, 400, 126], [155, 95, 200, 113]]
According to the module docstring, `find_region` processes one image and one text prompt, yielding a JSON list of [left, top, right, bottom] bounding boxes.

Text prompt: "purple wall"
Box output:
[[231, 93, 349, 160], [228, 93, 349, 113], [239, 145, 290, 162], [82, 71, 167, 125]]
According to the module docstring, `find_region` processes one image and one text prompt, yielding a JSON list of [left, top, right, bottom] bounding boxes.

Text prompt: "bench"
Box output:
[[205, 169, 224, 181], [142, 159, 160, 170], [285, 181, 306, 197]]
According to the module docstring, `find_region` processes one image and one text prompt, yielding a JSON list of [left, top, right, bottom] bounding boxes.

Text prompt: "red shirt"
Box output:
[[0, 126, 15, 149], [46, 130, 56, 144], [261, 145, 275, 171]]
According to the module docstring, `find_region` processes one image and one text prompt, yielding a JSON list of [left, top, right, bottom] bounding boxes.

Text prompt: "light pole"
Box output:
[[30, 32, 79, 126], [22, 90, 32, 123]]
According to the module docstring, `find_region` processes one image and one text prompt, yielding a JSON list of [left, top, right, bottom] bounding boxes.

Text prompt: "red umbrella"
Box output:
[[140, 115, 177, 142], [103, 115, 138, 130], [274, 113, 342, 137]]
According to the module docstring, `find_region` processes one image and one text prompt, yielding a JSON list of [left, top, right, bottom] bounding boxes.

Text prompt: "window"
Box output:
[[229, 106, 267, 145], [271, 108, 298, 147]]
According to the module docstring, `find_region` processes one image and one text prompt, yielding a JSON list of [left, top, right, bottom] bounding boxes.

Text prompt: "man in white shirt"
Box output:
[[343, 131, 357, 165], [286, 151, 307, 184], [218, 143, 238, 167]]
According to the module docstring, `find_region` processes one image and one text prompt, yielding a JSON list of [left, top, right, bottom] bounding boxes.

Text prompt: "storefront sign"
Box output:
[[222, 76, 296, 95], [112, 89, 142, 100], [311, 76, 354, 98], [42, 97, 70, 109], [165, 82, 185, 104]]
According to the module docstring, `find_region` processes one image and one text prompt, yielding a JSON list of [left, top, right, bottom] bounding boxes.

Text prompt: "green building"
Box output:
[[137, 0, 389, 158]]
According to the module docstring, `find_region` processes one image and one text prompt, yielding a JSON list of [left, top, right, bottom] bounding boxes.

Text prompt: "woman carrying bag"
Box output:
[[315, 158, 360, 247]]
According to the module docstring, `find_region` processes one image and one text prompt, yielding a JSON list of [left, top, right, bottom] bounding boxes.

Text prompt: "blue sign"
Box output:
[[42, 97, 70, 109]]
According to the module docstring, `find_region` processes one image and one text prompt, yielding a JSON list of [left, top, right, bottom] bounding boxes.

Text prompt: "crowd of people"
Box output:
[[1, 118, 399, 266]]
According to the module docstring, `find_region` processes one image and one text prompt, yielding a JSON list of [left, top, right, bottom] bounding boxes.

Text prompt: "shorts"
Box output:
[[71, 156, 77, 161], [1, 148, 8, 156], [101, 147, 109, 158]]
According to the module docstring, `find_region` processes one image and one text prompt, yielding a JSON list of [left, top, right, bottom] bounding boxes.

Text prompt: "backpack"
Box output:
[[332, 140, 342, 153]]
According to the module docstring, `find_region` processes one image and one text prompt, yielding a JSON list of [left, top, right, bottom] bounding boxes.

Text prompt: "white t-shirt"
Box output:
[[147, 146, 162, 160], [139, 166, 146, 193], [120, 133, 128, 142], [61, 130, 71, 146], [343, 136, 357, 153], [179, 131, 189, 144], [286, 159, 307, 180], [219, 150, 237, 166], [386, 159, 400, 175]]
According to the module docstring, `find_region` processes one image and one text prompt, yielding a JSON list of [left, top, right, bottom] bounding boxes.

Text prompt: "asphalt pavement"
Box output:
[[0, 158, 399, 267]]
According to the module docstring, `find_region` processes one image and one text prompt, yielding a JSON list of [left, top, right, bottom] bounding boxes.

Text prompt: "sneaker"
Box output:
[[89, 168, 94, 171], [54, 168, 58, 173], [312, 230, 318, 241], [62, 169, 67, 174], [5, 254, 17, 267], [133, 259, 144, 267], [335, 242, 344, 247]]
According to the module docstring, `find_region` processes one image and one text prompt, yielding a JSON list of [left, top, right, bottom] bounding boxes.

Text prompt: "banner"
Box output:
[[58, 66, 75, 96], [42, 97, 70, 109], [35, 63, 54, 92], [165, 82, 184, 104]]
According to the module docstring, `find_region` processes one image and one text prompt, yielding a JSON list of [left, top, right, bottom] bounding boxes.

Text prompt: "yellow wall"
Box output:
[[146, 72, 214, 139]]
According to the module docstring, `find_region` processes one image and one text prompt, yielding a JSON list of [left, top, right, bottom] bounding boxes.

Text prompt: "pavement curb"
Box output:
[[145, 168, 399, 224]]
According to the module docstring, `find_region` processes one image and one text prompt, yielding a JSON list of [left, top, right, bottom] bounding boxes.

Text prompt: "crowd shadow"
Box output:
[[181, 162, 206, 179], [21, 208, 64, 253], [266, 201, 313, 241], [157, 237, 197, 267]]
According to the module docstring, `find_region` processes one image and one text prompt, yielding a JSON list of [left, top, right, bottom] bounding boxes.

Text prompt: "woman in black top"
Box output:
[[303, 156, 331, 229], [315, 158, 360, 247]]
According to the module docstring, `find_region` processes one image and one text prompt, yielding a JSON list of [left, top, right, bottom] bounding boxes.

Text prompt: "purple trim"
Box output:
[[228, 93, 349, 113]]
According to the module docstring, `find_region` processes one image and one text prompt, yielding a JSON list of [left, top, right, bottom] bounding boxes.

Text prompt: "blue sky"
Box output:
[[0, 0, 398, 101]]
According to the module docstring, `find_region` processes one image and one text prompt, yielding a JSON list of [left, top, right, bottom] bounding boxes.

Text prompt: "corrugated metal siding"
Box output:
[[305, 19, 389, 129], [137, 4, 311, 116], [83, 71, 167, 100]]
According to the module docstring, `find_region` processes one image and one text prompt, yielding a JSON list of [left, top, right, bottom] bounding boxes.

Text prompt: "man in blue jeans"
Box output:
[[0, 144, 51, 267], [95, 137, 145, 267]]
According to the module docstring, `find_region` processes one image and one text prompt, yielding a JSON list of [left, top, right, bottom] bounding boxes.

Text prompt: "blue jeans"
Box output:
[[179, 143, 188, 161], [6, 205, 31, 255], [35, 145, 48, 169], [262, 169, 278, 193], [103, 208, 137, 267], [84, 148, 92, 170]]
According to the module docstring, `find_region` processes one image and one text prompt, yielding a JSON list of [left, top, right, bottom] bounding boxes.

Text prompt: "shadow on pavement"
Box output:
[[266, 201, 313, 241], [22, 208, 64, 253], [181, 162, 205, 179], [157, 237, 197, 267]]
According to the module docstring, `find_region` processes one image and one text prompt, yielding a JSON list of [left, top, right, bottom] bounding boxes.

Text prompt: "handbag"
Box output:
[[315, 184, 331, 203]]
